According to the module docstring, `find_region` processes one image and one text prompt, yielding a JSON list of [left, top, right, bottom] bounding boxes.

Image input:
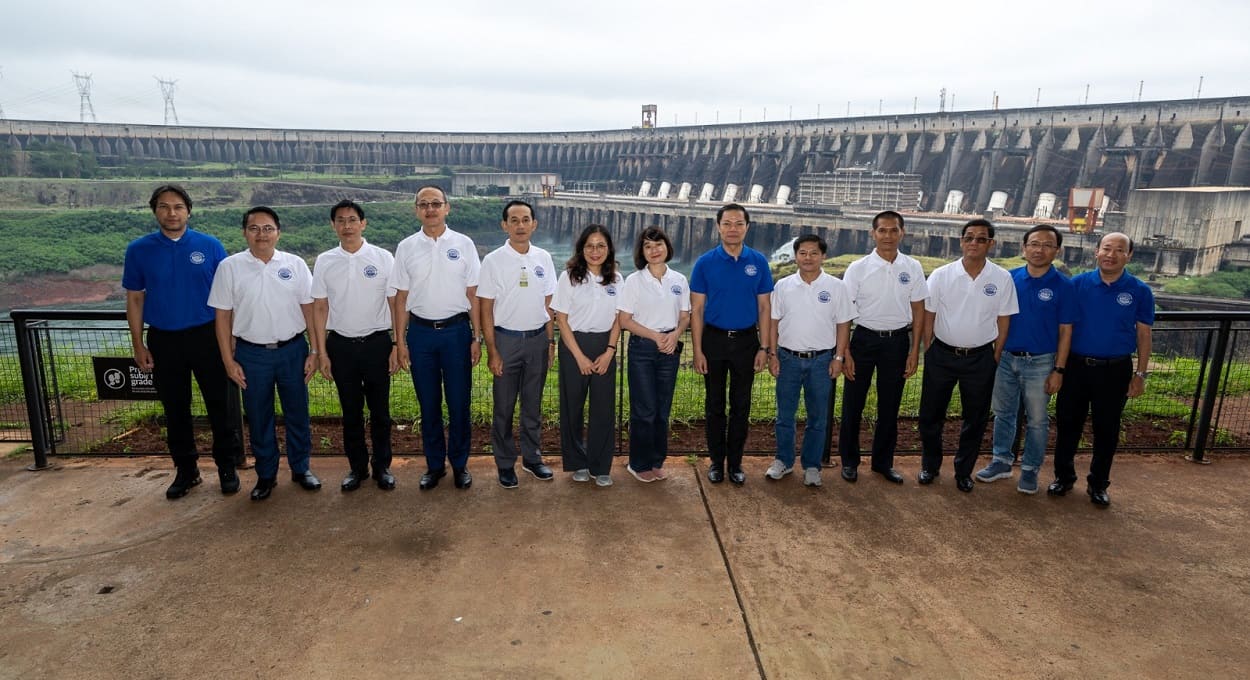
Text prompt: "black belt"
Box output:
[[1008, 350, 1050, 357], [858, 325, 911, 338], [933, 338, 994, 357], [705, 324, 757, 339], [329, 329, 390, 343], [494, 326, 546, 338], [236, 335, 300, 350], [410, 312, 469, 329], [1076, 354, 1132, 366], [780, 347, 832, 359]]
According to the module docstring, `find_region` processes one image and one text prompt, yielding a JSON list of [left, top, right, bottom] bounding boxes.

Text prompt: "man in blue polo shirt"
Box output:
[[691, 203, 774, 485], [975, 224, 1076, 494], [123, 185, 244, 499], [1050, 232, 1154, 507]]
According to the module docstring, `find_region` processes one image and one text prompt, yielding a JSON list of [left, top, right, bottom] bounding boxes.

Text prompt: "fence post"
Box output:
[[1189, 317, 1231, 464], [10, 312, 53, 470]]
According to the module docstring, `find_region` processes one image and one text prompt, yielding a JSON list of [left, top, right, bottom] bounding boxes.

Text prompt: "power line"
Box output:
[[71, 71, 96, 123]]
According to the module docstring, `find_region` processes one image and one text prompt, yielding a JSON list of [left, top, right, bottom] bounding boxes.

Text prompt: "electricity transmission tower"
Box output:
[[72, 71, 96, 123], [155, 76, 178, 125]]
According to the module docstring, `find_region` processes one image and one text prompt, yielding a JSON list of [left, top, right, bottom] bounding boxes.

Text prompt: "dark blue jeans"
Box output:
[[627, 334, 679, 472], [235, 338, 312, 480], [406, 318, 473, 471]]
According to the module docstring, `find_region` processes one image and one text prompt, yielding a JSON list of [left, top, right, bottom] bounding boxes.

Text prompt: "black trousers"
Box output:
[[1053, 355, 1132, 491], [557, 331, 616, 476], [839, 327, 911, 470], [702, 327, 759, 469], [326, 331, 393, 476], [918, 344, 997, 478], [147, 321, 243, 471]]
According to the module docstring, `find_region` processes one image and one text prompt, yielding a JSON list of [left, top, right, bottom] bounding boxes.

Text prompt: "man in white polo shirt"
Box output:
[[765, 234, 856, 487], [917, 218, 1018, 493], [478, 199, 557, 489], [311, 199, 397, 493], [839, 210, 928, 486], [210, 206, 321, 501], [392, 185, 482, 491]]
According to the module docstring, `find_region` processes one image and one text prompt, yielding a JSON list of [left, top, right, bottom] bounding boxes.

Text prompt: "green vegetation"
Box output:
[[0, 199, 506, 278], [1163, 269, 1250, 299]]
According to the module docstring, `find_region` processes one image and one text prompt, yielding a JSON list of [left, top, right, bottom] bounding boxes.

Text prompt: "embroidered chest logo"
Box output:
[[534, 265, 546, 278], [1037, 288, 1054, 302], [982, 283, 998, 297], [363, 265, 379, 279], [898, 272, 911, 285], [817, 291, 832, 303], [277, 267, 294, 281], [605, 285, 618, 297], [670, 285, 683, 296], [189, 251, 206, 265], [744, 264, 759, 277], [446, 248, 461, 261], [1116, 292, 1133, 306]]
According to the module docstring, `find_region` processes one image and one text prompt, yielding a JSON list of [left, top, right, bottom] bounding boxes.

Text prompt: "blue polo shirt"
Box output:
[[1003, 266, 1078, 354], [122, 228, 227, 331], [690, 244, 774, 330], [1069, 270, 1155, 358]]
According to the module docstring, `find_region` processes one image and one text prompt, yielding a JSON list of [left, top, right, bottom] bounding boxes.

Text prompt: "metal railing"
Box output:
[[9, 309, 1250, 467]]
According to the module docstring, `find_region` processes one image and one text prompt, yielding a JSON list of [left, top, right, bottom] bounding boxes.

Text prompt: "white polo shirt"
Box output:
[[311, 240, 394, 337], [771, 272, 858, 352], [390, 226, 480, 320], [208, 249, 313, 345], [617, 266, 691, 333], [550, 269, 624, 333], [925, 258, 1019, 347], [477, 241, 557, 332], [842, 249, 928, 331]]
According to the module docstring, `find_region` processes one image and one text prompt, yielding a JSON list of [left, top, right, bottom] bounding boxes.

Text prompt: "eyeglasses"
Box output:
[[417, 201, 446, 210], [334, 217, 361, 225], [245, 225, 278, 234], [584, 243, 609, 251], [1025, 241, 1057, 250], [961, 236, 991, 244]]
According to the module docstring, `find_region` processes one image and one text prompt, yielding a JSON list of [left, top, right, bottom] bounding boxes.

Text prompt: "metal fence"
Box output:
[[9, 309, 1250, 466]]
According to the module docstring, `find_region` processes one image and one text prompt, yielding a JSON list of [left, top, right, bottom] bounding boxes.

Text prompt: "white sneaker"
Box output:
[[804, 467, 822, 487], [571, 469, 590, 482], [765, 460, 793, 480], [594, 475, 613, 487]]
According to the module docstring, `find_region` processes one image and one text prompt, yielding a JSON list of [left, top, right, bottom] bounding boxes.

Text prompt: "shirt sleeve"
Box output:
[[754, 253, 775, 294], [207, 260, 233, 311], [310, 254, 329, 299], [617, 274, 637, 313], [464, 238, 482, 288], [1057, 277, 1079, 325], [389, 240, 411, 292], [835, 285, 859, 324], [689, 257, 707, 295], [924, 267, 942, 312], [1136, 281, 1156, 325], [542, 253, 558, 296], [381, 249, 397, 298], [998, 270, 1020, 316], [675, 273, 691, 312], [550, 272, 573, 313], [912, 263, 929, 302], [121, 240, 144, 292], [476, 254, 498, 300], [770, 284, 784, 321], [297, 259, 314, 304]]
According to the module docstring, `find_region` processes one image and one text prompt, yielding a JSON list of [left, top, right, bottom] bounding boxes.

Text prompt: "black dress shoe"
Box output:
[[956, 476, 975, 493], [841, 466, 858, 483], [707, 464, 725, 484], [522, 460, 555, 480], [453, 468, 472, 489], [419, 468, 446, 490], [728, 468, 746, 485], [917, 469, 938, 485], [341, 471, 367, 492], [1047, 479, 1075, 496], [374, 470, 396, 491], [1087, 487, 1111, 507], [498, 467, 519, 489], [166, 466, 202, 500], [250, 478, 276, 501], [218, 468, 240, 495], [292, 471, 322, 491], [873, 468, 905, 484]]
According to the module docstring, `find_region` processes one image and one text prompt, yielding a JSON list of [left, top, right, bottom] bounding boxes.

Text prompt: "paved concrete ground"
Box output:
[[1, 449, 1248, 679]]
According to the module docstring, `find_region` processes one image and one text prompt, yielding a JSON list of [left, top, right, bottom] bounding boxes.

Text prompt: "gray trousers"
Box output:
[[491, 331, 549, 468], [557, 330, 616, 476]]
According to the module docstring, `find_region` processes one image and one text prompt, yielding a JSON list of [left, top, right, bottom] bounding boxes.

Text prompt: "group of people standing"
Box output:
[[124, 184, 1153, 508]]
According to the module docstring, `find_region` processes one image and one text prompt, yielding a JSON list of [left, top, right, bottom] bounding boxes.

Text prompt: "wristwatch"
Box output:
[[1052, 366, 1065, 374], [833, 355, 845, 362], [1134, 371, 1149, 379]]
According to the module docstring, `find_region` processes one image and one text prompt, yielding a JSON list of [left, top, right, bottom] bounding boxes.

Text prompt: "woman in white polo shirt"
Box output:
[[551, 225, 623, 486], [617, 227, 691, 482]]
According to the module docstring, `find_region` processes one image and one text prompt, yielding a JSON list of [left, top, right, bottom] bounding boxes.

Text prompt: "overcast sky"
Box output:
[[2, 0, 1246, 133]]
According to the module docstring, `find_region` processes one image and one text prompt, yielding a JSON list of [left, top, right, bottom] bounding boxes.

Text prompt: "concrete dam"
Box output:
[[5, 96, 1249, 218]]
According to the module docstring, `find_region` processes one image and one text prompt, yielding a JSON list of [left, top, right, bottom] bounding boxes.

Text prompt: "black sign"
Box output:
[[92, 357, 160, 401]]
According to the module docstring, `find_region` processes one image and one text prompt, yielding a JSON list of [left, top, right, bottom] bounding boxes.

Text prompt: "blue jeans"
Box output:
[[990, 352, 1055, 471], [627, 334, 679, 472], [774, 349, 834, 470], [406, 318, 473, 471], [235, 338, 312, 480]]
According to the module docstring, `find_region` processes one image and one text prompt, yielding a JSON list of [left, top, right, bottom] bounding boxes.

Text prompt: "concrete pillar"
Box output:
[[722, 184, 738, 202], [747, 184, 765, 203], [677, 182, 692, 200], [638, 181, 651, 197], [656, 181, 671, 199], [698, 183, 715, 202], [775, 185, 791, 205]]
